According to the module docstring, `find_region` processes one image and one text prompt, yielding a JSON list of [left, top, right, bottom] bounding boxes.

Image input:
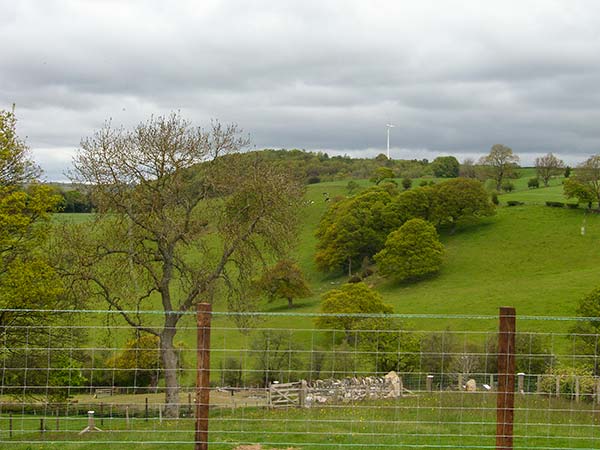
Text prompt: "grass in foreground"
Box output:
[[3, 393, 600, 449]]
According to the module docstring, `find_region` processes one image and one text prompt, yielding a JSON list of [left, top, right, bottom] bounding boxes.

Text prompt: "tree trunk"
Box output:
[[287, 297, 293, 308], [161, 323, 180, 418]]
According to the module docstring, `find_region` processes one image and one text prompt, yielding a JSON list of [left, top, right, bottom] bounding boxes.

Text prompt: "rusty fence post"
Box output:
[[195, 303, 212, 450], [496, 307, 516, 450]]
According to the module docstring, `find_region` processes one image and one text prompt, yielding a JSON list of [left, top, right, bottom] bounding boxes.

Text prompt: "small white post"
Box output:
[[78, 410, 102, 435], [517, 372, 525, 394], [426, 375, 434, 392]]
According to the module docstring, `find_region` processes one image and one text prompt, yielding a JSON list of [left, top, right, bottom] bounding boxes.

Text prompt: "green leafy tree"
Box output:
[[346, 180, 360, 195], [107, 334, 163, 391], [563, 177, 595, 207], [315, 189, 399, 275], [535, 153, 564, 187], [374, 218, 444, 282], [315, 282, 393, 342], [60, 114, 303, 417], [569, 155, 600, 205], [0, 108, 77, 402], [479, 144, 520, 191], [0, 107, 41, 186], [369, 166, 395, 185], [571, 287, 600, 374], [430, 178, 495, 230], [431, 156, 460, 178], [384, 185, 434, 225], [401, 177, 412, 190], [356, 318, 420, 373], [254, 259, 311, 308]]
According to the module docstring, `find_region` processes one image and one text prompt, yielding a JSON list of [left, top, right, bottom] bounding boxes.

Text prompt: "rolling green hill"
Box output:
[[285, 175, 600, 333]]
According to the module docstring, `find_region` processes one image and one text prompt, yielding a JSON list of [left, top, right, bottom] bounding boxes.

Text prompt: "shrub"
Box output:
[[507, 200, 524, 206], [419, 180, 429, 187], [348, 274, 362, 283], [220, 357, 243, 387], [490, 191, 499, 205], [528, 178, 539, 188], [501, 181, 514, 192], [307, 176, 321, 184], [375, 218, 444, 282], [316, 282, 393, 343], [346, 180, 360, 194], [539, 366, 595, 400], [361, 267, 374, 278], [401, 177, 412, 190], [567, 203, 579, 209], [545, 201, 564, 208]]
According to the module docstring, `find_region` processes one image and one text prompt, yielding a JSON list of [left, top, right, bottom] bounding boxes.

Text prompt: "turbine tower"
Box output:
[[386, 124, 395, 159]]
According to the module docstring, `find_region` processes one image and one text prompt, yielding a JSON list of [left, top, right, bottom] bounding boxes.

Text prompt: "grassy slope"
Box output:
[[290, 175, 600, 333], [51, 173, 600, 368]]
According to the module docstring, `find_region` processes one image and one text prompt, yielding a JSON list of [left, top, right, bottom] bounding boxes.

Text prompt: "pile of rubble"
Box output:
[[305, 371, 405, 405]]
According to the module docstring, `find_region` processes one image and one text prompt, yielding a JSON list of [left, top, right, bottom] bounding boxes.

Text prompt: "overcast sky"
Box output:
[[3, 0, 600, 180]]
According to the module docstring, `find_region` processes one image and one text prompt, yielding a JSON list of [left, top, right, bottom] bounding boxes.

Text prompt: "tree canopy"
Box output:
[[59, 113, 304, 416], [315, 282, 393, 342], [535, 153, 564, 187], [374, 218, 444, 282], [315, 179, 493, 274], [0, 108, 76, 401], [430, 178, 495, 229], [562, 156, 600, 206], [254, 259, 311, 308], [431, 156, 460, 178], [479, 144, 519, 191], [315, 188, 398, 275]]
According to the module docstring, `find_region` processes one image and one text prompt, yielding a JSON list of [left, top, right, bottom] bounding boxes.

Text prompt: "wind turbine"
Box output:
[[386, 124, 395, 159]]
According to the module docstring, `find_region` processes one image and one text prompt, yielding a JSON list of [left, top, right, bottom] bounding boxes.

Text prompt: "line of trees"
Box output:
[[315, 178, 495, 278]]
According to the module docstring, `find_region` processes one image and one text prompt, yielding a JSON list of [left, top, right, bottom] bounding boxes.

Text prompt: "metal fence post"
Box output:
[[195, 303, 212, 450], [496, 307, 516, 450]]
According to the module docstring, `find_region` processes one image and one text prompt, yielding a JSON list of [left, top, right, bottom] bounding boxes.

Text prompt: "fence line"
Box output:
[[2, 307, 600, 449]]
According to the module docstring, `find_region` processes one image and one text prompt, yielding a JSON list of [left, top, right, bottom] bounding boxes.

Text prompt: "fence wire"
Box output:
[[2, 309, 600, 449]]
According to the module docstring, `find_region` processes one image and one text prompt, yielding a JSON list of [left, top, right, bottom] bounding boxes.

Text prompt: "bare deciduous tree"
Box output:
[[478, 144, 520, 191], [60, 113, 303, 417], [534, 153, 564, 187]]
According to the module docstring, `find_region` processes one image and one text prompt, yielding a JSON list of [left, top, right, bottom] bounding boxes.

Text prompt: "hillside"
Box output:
[[282, 175, 600, 334]]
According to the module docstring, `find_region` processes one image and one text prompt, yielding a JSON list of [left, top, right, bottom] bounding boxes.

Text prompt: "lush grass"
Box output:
[[47, 175, 600, 373], [4, 393, 600, 449]]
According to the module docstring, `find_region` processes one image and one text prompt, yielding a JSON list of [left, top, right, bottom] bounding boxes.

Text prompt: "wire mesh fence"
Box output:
[[2, 308, 600, 449]]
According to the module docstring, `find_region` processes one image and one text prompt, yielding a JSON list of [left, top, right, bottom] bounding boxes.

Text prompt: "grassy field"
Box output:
[[49, 173, 600, 367], [8, 173, 600, 448], [4, 393, 600, 449]]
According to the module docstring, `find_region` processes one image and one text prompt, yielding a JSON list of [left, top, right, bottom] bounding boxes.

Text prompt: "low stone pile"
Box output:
[[305, 371, 403, 405]]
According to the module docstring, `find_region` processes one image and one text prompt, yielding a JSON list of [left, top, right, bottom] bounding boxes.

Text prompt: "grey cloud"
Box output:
[[3, 0, 600, 180]]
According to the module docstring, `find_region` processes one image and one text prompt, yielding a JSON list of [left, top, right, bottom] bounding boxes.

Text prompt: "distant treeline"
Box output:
[[49, 185, 95, 213], [235, 149, 432, 183], [49, 148, 527, 213]]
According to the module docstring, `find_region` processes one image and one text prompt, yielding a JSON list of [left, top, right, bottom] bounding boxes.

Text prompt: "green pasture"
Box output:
[[4, 393, 600, 449], [46, 173, 600, 378]]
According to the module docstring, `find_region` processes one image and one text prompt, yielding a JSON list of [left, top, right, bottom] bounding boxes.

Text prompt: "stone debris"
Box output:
[[305, 372, 403, 406], [465, 379, 477, 392]]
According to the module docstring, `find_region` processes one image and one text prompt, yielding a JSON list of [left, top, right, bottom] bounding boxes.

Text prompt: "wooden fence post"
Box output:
[[299, 380, 308, 408], [195, 303, 212, 450], [426, 375, 434, 392], [496, 307, 516, 450]]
